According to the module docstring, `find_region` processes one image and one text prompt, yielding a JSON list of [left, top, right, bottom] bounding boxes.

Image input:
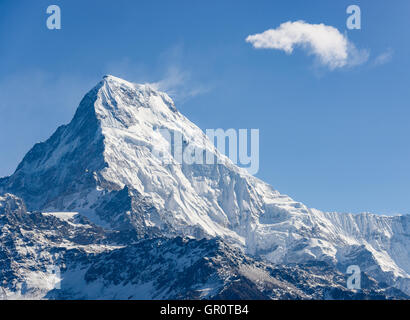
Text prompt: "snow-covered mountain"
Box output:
[[0, 193, 406, 299], [0, 75, 409, 298]]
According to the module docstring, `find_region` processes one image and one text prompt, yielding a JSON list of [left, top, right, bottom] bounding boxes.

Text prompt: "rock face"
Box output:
[[0, 75, 409, 298]]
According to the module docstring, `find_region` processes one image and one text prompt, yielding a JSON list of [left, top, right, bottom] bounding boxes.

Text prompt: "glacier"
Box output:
[[0, 75, 409, 298]]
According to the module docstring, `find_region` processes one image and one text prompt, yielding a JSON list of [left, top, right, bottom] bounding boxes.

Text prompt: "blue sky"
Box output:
[[0, 0, 409, 215]]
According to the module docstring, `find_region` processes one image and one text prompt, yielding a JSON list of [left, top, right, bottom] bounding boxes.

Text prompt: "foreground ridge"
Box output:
[[0, 194, 407, 299]]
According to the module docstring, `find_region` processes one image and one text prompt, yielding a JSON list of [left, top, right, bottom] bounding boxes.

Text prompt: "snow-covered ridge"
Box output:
[[0, 194, 406, 299], [0, 75, 408, 294]]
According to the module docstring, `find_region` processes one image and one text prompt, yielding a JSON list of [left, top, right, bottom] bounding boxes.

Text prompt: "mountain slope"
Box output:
[[0, 194, 406, 300], [0, 75, 409, 295]]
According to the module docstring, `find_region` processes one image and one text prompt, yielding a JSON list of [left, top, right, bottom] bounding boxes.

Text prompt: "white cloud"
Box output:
[[373, 48, 394, 66], [246, 20, 369, 69], [149, 65, 209, 102]]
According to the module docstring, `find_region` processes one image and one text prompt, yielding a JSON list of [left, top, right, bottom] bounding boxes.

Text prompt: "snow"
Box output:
[[42, 212, 79, 221]]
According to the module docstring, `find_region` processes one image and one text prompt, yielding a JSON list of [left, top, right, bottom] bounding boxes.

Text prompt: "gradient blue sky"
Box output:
[[0, 0, 409, 215]]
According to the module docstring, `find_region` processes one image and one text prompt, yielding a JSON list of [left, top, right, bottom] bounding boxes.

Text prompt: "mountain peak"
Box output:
[[0, 74, 202, 209], [93, 75, 177, 126], [100, 74, 172, 101], [102, 74, 118, 80], [102, 74, 138, 89]]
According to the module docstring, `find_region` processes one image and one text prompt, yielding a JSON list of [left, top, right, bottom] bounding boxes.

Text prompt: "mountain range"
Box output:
[[0, 75, 408, 299]]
